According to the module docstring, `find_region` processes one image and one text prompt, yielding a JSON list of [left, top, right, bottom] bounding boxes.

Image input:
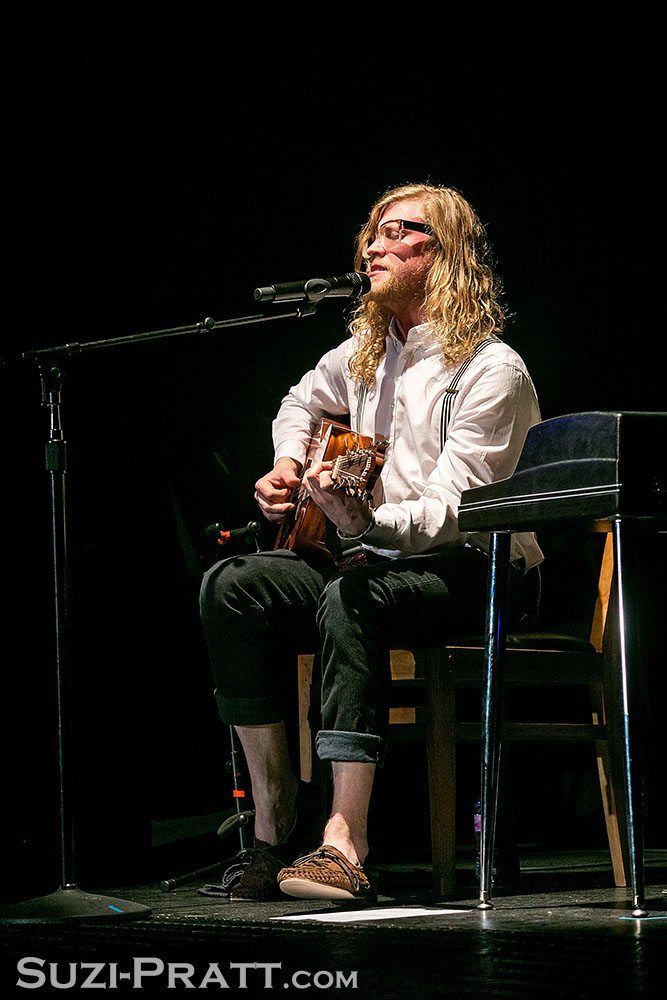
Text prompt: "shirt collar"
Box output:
[[387, 316, 431, 346], [387, 318, 435, 347]]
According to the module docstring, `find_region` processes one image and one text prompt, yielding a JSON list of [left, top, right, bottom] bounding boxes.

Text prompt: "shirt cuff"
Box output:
[[360, 506, 400, 549], [336, 513, 375, 542]]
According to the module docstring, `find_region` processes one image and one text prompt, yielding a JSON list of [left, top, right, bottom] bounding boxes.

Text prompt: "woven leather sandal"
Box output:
[[277, 845, 376, 900]]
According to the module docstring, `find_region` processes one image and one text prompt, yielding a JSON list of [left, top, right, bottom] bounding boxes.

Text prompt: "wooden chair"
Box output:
[[297, 526, 627, 899]]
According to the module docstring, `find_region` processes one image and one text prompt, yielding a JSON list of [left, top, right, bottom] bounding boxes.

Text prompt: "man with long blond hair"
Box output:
[[200, 182, 543, 901]]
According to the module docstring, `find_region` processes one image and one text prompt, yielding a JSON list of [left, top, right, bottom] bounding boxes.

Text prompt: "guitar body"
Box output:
[[274, 419, 386, 564]]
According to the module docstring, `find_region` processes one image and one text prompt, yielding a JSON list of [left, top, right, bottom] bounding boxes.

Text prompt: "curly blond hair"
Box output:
[[347, 183, 508, 385]]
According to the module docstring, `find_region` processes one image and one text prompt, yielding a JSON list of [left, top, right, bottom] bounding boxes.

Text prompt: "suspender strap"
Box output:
[[440, 336, 499, 448]]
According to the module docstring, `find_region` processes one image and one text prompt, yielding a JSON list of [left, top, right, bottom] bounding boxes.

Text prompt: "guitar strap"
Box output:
[[354, 381, 368, 434]]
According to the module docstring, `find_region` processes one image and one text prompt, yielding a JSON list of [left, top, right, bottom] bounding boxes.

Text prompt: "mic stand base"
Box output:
[[0, 884, 150, 924]]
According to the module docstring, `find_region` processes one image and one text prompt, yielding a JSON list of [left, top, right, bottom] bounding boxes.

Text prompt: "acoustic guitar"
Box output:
[[274, 418, 388, 564]]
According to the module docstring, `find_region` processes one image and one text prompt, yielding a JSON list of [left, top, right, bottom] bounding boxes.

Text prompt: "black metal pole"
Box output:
[[612, 517, 647, 917], [0, 364, 151, 922], [477, 529, 512, 910], [42, 365, 75, 889]]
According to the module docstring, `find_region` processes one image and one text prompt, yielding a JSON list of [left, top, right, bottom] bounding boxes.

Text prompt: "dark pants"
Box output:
[[199, 546, 533, 765]]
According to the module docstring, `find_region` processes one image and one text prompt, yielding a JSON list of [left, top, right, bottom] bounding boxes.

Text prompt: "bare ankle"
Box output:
[[253, 774, 298, 846], [322, 816, 367, 867]]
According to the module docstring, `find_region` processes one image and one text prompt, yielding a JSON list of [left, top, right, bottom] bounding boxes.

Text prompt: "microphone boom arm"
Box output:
[[20, 304, 318, 364]]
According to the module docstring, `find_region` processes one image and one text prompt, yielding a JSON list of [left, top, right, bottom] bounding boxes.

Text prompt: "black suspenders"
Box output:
[[355, 334, 498, 448], [440, 336, 499, 448]]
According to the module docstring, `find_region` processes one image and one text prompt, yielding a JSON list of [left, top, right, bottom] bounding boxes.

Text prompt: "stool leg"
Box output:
[[423, 648, 456, 899], [478, 530, 511, 909], [612, 517, 647, 916]]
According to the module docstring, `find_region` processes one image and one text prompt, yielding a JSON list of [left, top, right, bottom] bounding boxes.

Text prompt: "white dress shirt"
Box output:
[[273, 322, 544, 571]]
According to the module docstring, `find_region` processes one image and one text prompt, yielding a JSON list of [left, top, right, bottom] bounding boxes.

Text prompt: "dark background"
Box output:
[[1, 14, 664, 895]]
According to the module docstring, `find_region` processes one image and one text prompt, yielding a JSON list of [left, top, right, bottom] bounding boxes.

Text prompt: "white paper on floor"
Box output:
[[271, 906, 469, 923]]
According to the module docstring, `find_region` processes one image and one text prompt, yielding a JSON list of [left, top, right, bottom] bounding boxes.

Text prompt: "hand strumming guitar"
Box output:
[[254, 458, 302, 523]]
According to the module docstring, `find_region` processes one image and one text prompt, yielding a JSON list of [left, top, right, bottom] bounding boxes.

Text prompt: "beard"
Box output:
[[366, 258, 432, 315]]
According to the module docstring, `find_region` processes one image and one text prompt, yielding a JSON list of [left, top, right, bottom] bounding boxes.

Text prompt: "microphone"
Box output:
[[254, 271, 371, 304]]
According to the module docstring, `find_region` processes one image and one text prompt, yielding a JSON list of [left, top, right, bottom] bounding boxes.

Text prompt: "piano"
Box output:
[[457, 411, 666, 915]]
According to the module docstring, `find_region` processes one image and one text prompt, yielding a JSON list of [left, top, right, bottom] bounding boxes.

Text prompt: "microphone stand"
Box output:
[[0, 298, 324, 923]]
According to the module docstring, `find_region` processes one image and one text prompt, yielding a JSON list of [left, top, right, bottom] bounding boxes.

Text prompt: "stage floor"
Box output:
[[1, 849, 665, 997]]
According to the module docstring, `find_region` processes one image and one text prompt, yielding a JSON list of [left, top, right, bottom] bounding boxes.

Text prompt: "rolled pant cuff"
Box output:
[[316, 729, 385, 766], [214, 689, 284, 726]]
